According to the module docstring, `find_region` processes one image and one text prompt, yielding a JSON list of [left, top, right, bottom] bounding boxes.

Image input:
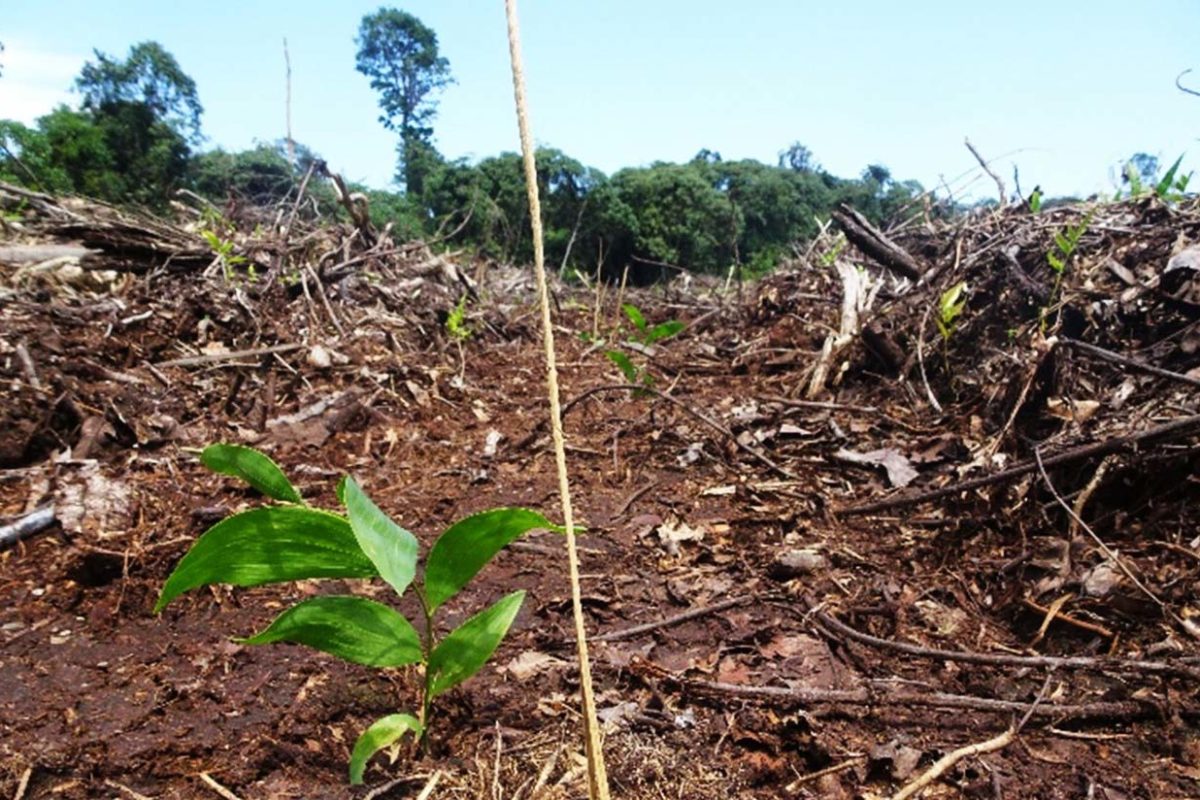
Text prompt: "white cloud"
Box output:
[[0, 40, 87, 123]]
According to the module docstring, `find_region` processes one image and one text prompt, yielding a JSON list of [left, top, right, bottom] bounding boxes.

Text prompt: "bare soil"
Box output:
[[2, 192, 1199, 799]]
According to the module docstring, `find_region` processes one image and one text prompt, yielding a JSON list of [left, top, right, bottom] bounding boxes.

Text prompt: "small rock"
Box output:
[[770, 548, 828, 580]]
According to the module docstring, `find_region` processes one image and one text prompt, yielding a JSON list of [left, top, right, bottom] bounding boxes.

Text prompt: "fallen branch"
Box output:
[[1062, 337, 1200, 390], [812, 608, 1200, 680], [892, 727, 1014, 800], [0, 506, 57, 550], [1034, 447, 1176, 623], [629, 656, 1175, 722], [593, 595, 756, 643], [837, 413, 1200, 515], [155, 343, 303, 368], [831, 204, 923, 281]]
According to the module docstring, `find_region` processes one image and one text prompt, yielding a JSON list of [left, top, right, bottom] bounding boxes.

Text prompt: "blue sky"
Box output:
[[2, 1, 1198, 199]]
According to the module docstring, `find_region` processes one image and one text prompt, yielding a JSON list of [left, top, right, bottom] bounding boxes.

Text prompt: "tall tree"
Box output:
[[355, 8, 452, 195], [76, 42, 203, 143], [779, 141, 818, 173]]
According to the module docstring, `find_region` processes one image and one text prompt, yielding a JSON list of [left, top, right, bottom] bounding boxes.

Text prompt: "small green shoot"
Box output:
[[818, 232, 848, 266], [935, 281, 968, 342], [200, 227, 247, 282], [1042, 213, 1091, 331], [1155, 154, 1192, 201], [603, 303, 684, 392], [622, 303, 685, 346], [934, 281, 968, 379], [157, 444, 559, 785], [1028, 188, 1043, 213], [446, 294, 471, 341]]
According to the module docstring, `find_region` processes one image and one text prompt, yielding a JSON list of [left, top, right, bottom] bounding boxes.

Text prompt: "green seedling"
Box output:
[[1155, 154, 1191, 201], [603, 303, 684, 392], [200, 228, 248, 282], [1028, 188, 1043, 214], [1120, 154, 1191, 202], [935, 281, 968, 342], [621, 303, 684, 346], [446, 294, 471, 341], [1042, 213, 1091, 331], [157, 444, 561, 785], [818, 232, 848, 266], [934, 280, 968, 378]]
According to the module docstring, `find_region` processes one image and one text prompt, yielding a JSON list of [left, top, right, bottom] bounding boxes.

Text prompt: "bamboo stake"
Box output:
[[502, 3, 610, 798]]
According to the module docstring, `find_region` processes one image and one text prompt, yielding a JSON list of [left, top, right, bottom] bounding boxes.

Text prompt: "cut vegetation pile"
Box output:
[[2, 178, 1199, 798]]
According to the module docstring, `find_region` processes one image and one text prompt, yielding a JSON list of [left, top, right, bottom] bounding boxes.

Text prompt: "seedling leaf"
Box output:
[[1156, 154, 1184, 198], [155, 507, 375, 612], [605, 350, 639, 383], [342, 477, 420, 598], [200, 444, 303, 504], [621, 303, 647, 331], [424, 509, 557, 612], [240, 595, 422, 667], [428, 590, 525, 698], [349, 713, 423, 784], [644, 320, 685, 344]]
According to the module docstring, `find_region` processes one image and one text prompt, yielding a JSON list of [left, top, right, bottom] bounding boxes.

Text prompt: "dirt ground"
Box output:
[[3, 195, 1200, 799]]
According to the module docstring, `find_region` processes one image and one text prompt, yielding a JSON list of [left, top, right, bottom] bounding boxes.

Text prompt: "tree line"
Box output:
[[0, 14, 930, 279]]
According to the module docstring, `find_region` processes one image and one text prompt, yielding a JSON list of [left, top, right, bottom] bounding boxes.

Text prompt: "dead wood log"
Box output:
[[831, 204, 924, 281]]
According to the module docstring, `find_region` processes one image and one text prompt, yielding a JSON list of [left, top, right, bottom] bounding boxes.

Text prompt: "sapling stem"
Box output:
[[415, 586, 435, 751]]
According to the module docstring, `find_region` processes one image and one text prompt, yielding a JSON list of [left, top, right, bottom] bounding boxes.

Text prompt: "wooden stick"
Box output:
[[837, 414, 1200, 515], [197, 773, 243, 800], [891, 727, 1015, 800], [1062, 337, 1200, 390], [964, 137, 1007, 207], [785, 757, 866, 792], [813, 609, 1200, 680], [504, 3, 609, 797], [630, 657, 1172, 721], [593, 595, 755, 642], [0, 506, 56, 550], [155, 343, 303, 368]]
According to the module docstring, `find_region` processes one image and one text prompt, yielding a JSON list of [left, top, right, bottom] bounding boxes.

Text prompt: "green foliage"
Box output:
[[446, 295, 471, 340], [1028, 188, 1043, 213], [158, 444, 556, 784], [155, 506, 377, 611], [0, 41, 196, 208], [199, 444, 302, 503], [349, 715, 423, 785], [1155, 154, 1191, 201], [1047, 215, 1089, 275], [1119, 153, 1192, 202], [622, 303, 685, 345], [240, 595, 422, 667], [818, 232, 848, 267], [189, 142, 317, 207], [1041, 213, 1092, 331], [77, 41, 203, 143], [355, 8, 452, 193], [601, 303, 684, 390], [604, 349, 641, 385], [427, 590, 524, 697], [200, 226, 248, 281], [935, 281, 968, 341]]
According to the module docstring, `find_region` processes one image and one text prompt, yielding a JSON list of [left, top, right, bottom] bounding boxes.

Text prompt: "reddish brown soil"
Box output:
[[1, 258, 1198, 800]]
